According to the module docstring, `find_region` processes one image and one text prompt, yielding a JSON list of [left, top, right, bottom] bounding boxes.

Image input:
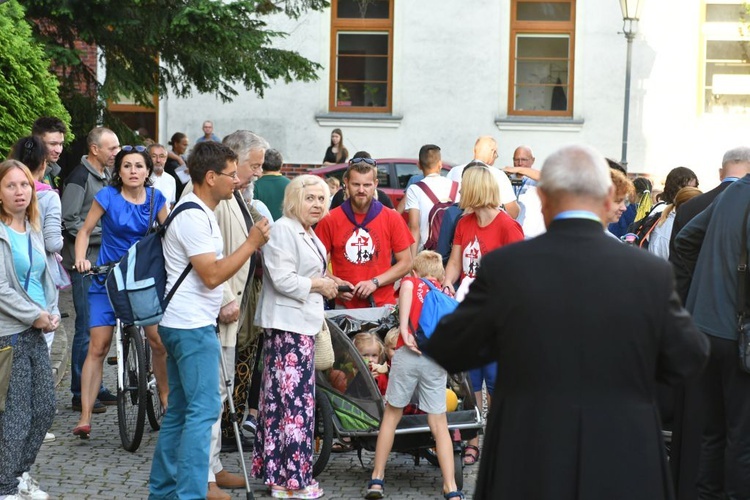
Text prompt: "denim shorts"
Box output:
[[385, 347, 447, 414]]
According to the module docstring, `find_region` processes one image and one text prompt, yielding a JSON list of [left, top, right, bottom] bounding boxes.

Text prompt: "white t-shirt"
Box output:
[[160, 193, 224, 329], [447, 162, 516, 207], [404, 173, 460, 250], [151, 172, 177, 208], [516, 180, 546, 238]]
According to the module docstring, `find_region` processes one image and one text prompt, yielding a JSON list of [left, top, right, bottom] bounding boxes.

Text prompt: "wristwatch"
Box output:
[[371, 277, 380, 288]]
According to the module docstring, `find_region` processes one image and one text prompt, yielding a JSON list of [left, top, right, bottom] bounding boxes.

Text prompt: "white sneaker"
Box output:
[[17, 473, 49, 500], [43, 432, 55, 443], [2, 494, 32, 499]]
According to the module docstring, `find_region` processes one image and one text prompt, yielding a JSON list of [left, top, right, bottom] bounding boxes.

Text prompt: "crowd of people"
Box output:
[[0, 115, 748, 500]]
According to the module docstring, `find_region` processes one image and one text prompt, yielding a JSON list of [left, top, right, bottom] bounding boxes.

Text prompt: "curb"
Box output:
[[51, 322, 68, 387]]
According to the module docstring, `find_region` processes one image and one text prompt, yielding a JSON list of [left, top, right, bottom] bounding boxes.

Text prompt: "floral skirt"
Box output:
[[251, 328, 316, 490]]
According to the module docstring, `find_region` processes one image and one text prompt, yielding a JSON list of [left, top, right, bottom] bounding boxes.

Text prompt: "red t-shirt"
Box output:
[[315, 205, 414, 309], [395, 276, 441, 349], [453, 212, 524, 280]]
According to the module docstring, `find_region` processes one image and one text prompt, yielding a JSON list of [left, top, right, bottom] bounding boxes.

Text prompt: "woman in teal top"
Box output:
[[0, 160, 60, 500]]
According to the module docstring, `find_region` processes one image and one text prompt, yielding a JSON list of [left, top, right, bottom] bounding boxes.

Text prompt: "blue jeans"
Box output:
[[70, 271, 106, 398], [149, 325, 221, 500], [69, 270, 90, 397]]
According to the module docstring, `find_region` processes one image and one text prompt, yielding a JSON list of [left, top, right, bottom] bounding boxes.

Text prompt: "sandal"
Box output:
[[444, 491, 465, 499], [332, 438, 354, 453], [365, 478, 385, 499], [462, 444, 480, 466]]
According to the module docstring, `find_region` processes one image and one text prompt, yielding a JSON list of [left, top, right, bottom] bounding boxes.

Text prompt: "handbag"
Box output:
[[52, 252, 71, 290], [314, 319, 334, 371], [736, 202, 750, 374], [0, 340, 13, 413]]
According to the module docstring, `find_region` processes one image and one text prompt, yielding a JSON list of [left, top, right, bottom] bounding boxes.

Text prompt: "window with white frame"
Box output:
[[702, 1, 750, 114], [330, 0, 393, 113], [509, 0, 575, 116]]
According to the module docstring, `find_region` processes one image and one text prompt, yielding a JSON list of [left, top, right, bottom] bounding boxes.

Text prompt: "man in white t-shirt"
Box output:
[[405, 144, 460, 255], [148, 143, 177, 210], [149, 141, 270, 500], [447, 136, 520, 219]]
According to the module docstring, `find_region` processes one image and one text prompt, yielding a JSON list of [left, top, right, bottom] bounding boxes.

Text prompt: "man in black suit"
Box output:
[[670, 148, 750, 302], [669, 147, 750, 500], [424, 144, 709, 500], [667, 147, 750, 500]]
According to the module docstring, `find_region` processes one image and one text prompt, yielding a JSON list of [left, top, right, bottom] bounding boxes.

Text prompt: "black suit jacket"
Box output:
[[669, 182, 730, 303], [424, 218, 709, 500]]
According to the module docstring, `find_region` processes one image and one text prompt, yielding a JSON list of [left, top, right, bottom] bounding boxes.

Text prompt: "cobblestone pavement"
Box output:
[[30, 289, 481, 499]]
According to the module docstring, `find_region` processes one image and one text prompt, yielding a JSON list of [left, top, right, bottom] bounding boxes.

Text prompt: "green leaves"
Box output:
[[0, 0, 71, 159]]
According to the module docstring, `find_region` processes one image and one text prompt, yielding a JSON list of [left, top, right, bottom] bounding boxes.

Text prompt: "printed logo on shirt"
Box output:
[[462, 237, 482, 278], [345, 228, 375, 264]]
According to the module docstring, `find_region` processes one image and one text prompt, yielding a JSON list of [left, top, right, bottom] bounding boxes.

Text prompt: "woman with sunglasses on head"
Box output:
[[71, 146, 169, 439], [329, 153, 394, 210]]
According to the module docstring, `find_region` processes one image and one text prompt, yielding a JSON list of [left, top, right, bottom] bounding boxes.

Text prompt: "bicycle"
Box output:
[[89, 264, 162, 451]]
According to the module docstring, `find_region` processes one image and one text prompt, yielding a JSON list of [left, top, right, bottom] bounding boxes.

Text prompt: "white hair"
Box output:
[[538, 145, 612, 199]]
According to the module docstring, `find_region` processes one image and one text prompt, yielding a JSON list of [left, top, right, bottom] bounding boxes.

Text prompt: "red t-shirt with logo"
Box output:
[[453, 212, 524, 280], [316, 205, 414, 308]]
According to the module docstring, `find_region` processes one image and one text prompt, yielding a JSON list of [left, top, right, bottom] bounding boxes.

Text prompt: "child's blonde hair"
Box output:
[[413, 250, 445, 281], [384, 327, 399, 350], [352, 332, 385, 364]]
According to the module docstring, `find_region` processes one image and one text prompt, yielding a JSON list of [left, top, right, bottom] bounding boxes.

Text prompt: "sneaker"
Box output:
[[97, 389, 117, 406], [242, 415, 257, 435], [43, 432, 55, 443], [1, 494, 31, 499], [17, 472, 49, 500], [71, 396, 106, 414]]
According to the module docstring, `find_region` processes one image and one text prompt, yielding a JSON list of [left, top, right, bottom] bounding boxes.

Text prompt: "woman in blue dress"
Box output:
[[71, 146, 169, 438]]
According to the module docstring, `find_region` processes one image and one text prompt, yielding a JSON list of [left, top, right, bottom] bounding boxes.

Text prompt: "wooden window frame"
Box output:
[[107, 92, 160, 140], [508, 0, 576, 117], [329, 0, 394, 113]]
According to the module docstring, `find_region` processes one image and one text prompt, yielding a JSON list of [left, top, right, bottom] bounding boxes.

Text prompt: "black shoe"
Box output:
[[97, 389, 117, 406], [72, 396, 106, 414], [221, 430, 254, 453]]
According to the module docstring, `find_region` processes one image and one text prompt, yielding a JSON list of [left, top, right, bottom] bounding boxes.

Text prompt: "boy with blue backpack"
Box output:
[[365, 250, 462, 500]]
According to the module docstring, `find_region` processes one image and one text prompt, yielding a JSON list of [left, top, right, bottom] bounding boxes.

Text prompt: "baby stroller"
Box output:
[[311, 307, 483, 490]]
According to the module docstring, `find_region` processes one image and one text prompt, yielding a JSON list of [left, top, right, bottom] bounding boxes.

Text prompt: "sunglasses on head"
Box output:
[[349, 157, 377, 166], [121, 145, 147, 153]]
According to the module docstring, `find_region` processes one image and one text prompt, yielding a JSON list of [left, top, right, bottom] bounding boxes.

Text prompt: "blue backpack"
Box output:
[[411, 279, 459, 348], [105, 202, 204, 326]]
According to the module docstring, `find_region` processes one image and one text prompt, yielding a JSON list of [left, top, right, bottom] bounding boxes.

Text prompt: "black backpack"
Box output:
[[626, 202, 665, 249]]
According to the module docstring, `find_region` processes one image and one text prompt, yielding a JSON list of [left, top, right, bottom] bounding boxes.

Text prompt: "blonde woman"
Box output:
[[253, 175, 338, 499], [648, 186, 702, 260], [0, 160, 59, 500]]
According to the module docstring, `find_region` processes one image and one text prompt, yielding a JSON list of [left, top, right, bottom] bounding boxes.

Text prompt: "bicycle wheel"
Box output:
[[312, 390, 333, 477], [117, 325, 147, 452], [144, 337, 164, 431]]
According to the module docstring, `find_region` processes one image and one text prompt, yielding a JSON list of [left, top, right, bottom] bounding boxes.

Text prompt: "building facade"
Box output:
[[127, 0, 750, 186]]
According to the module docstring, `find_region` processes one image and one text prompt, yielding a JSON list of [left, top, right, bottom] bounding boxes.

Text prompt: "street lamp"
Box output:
[[619, 0, 643, 169]]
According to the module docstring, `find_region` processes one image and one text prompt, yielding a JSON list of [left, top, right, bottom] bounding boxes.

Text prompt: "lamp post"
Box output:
[[619, 0, 643, 169]]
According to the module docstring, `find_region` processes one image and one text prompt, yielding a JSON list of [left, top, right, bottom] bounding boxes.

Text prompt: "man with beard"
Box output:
[[316, 156, 413, 309], [181, 130, 270, 499]]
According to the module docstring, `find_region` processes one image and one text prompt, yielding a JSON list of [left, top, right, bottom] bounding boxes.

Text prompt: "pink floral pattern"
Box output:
[[252, 329, 315, 490]]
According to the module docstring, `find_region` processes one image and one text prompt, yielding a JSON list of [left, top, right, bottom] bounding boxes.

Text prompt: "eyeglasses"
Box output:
[[121, 145, 147, 153], [216, 170, 238, 179], [349, 157, 377, 166]]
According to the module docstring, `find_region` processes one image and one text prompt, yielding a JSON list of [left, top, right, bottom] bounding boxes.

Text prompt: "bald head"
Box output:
[[513, 145, 535, 168], [537, 145, 613, 227], [474, 136, 498, 166]]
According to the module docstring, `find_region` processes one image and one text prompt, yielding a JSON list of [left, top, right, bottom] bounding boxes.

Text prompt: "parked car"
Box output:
[[311, 158, 452, 207]]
